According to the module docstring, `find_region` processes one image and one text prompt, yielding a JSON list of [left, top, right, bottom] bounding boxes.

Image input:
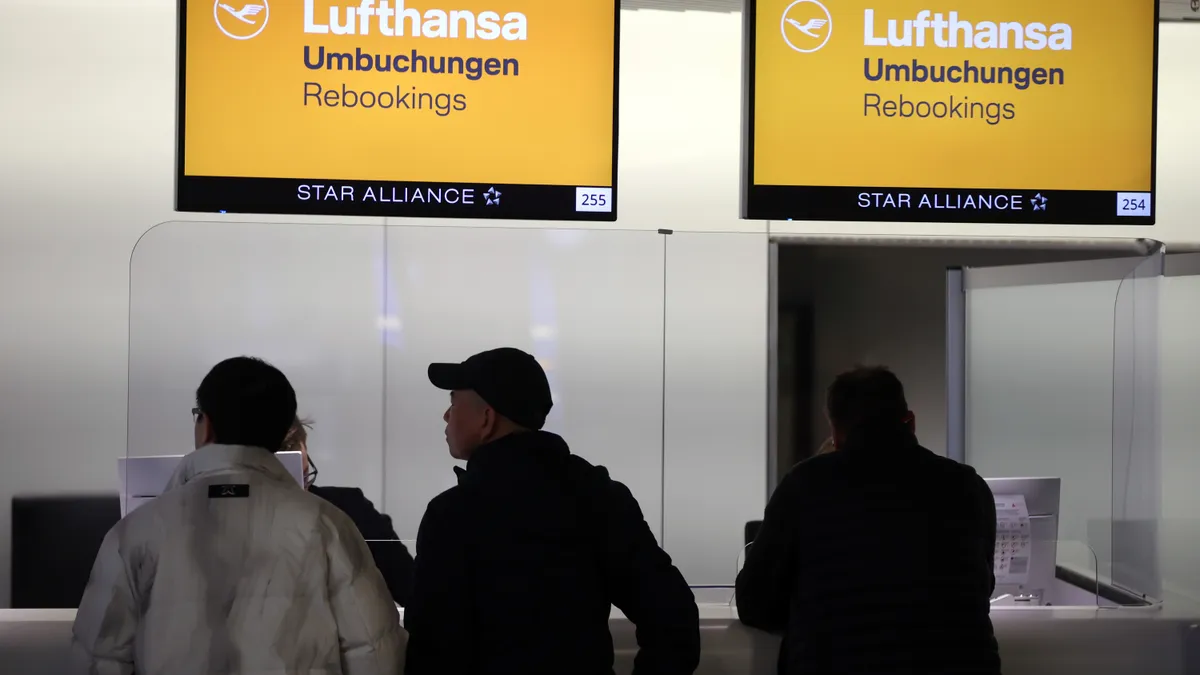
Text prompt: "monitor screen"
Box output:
[[743, 0, 1158, 225], [177, 1, 619, 221]]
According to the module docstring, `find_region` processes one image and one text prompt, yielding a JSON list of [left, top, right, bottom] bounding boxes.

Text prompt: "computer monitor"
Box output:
[[118, 451, 304, 517], [984, 477, 1061, 602], [11, 494, 121, 608]]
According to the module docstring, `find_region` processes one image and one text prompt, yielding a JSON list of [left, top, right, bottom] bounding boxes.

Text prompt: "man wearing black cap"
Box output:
[[736, 366, 1000, 675], [404, 348, 700, 675]]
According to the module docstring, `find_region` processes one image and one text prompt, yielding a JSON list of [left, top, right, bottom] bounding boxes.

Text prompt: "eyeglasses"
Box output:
[[191, 407, 203, 423], [304, 456, 319, 489]]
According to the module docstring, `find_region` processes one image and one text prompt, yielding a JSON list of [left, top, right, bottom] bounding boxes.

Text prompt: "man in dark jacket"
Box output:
[[736, 366, 1001, 675], [405, 347, 700, 675]]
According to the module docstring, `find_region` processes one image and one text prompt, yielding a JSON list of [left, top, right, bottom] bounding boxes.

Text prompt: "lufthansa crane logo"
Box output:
[[781, 0, 832, 53], [214, 1, 270, 40]]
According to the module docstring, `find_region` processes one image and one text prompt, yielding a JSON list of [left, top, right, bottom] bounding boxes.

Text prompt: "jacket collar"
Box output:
[[454, 431, 570, 484], [165, 444, 297, 491], [839, 432, 922, 456]]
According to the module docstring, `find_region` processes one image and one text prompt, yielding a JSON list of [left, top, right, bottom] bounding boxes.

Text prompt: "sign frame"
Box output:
[[174, 0, 622, 222], [740, 0, 1161, 226]]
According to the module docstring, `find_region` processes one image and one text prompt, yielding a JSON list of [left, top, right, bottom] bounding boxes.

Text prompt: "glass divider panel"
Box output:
[[381, 225, 667, 557], [128, 220, 388, 514], [964, 256, 1146, 585], [1110, 247, 1164, 601]]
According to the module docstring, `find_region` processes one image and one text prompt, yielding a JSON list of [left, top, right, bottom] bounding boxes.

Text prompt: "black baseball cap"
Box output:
[[428, 348, 553, 431]]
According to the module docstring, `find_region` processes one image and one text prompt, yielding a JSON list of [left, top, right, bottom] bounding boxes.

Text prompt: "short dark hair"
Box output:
[[196, 357, 297, 452], [826, 366, 910, 442]]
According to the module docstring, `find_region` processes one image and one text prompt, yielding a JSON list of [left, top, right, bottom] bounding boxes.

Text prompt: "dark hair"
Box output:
[[195, 357, 297, 452], [826, 366, 911, 445]]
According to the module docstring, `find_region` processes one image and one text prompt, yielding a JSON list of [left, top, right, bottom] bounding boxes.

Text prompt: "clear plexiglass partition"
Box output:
[[962, 245, 1164, 607], [1110, 251, 1163, 602], [127, 220, 769, 589]]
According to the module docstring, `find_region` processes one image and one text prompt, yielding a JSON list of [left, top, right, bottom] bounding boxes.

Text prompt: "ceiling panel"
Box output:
[[1161, 0, 1200, 20]]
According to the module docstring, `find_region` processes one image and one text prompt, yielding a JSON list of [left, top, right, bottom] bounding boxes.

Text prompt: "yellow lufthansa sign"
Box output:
[[180, 0, 618, 220], [750, 0, 1156, 195]]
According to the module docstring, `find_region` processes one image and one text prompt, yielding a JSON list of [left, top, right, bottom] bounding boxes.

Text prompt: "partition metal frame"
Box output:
[[767, 241, 780, 492], [946, 267, 966, 463], [1163, 251, 1200, 666]]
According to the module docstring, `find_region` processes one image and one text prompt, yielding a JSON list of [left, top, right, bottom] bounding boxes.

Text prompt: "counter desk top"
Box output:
[[2, 603, 1196, 675]]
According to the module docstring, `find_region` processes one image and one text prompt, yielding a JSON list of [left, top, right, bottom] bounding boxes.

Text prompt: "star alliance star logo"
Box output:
[[1031, 193, 1048, 211], [484, 187, 502, 206]]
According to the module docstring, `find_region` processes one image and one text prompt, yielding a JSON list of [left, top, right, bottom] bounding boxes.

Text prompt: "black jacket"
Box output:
[[736, 438, 1001, 675], [309, 484, 415, 607], [404, 431, 700, 675]]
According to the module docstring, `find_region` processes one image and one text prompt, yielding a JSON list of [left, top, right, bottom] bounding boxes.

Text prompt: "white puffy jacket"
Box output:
[[71, 444, 406, 675]]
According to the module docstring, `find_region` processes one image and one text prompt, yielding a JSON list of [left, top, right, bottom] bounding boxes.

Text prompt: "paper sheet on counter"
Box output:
[[993, 494, 1032, 586]]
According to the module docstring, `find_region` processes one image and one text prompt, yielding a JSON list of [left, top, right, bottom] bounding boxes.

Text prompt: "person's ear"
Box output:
[[195, 414, 216, 448], [480, 405, 498, 438], [828, 422, 845, 449]]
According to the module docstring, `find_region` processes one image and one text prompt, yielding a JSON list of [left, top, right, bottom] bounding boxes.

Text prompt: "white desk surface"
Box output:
[[2, 601, 1198, 675], [3, 600, 1191, 624], [4, 596, 1196, 617]]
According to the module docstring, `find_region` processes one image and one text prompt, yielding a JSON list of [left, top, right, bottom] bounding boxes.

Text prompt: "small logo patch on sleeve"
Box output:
[[208, 484, 250, 499]]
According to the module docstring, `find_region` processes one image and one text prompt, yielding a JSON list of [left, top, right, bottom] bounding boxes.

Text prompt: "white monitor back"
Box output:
[[984, 477, 1061, 601], [118, 451, 304, 517]]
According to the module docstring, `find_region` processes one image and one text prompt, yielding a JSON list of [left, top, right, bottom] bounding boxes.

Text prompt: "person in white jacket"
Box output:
[[71, 356, 406, 675]]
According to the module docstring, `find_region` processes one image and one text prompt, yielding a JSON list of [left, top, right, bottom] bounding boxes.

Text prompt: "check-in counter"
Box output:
[[4, 603, 1197, 675]]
